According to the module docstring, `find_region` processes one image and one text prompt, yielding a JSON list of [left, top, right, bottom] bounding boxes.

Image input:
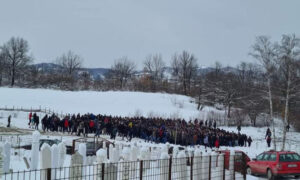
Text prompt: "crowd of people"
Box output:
[[28, 112, 255, 148]]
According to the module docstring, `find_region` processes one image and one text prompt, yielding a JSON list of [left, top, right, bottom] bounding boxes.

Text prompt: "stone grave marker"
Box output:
[[69, 152, 83, 180]]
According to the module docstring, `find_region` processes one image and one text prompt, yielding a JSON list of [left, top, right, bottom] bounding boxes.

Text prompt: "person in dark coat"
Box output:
[[7, 115, 11, 128], [247, 136, 252, 147], [266, 135, 271, 147]]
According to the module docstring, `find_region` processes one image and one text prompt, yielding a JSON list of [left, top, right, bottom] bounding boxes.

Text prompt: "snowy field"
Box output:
[[1, 87, 300, 179]]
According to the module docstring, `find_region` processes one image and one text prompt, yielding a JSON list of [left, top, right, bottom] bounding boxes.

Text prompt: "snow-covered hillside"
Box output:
[[0, 87, 218, 120]]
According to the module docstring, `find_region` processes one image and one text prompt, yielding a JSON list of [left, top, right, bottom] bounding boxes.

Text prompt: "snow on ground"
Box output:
[[0, 87, 206, 120], [1, 87, 300, 179]]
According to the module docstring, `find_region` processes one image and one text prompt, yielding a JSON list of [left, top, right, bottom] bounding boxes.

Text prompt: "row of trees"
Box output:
[[0, 35, 300, 150]]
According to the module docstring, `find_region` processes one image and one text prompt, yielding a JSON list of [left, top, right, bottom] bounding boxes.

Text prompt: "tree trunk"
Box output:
[[281, 70, 291, 151], [0, 72, 2, 86], [11, 63, 15, 87], [268, 77, 276, 150], [227, 103, 231, 118]]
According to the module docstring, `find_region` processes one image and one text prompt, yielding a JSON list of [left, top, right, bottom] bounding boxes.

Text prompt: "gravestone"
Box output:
[[31, 131, 40, 170], [58, 142, 66, 168], [110, 148, 119, 163], [51, 144, 59, 179], [121, 148, 131, 180], [139, 147, 150, 170], [211, 151, 218, 168], [40, 144, 52, 180], [94, 149, 117, 180], [217, 153, 225, 180], [69, 152, 83, 180], [193, 149, 201, 180], [51, 144, 59, 168], [3, 142, 11, 173], [177, 151, 187, 179], [130, 145, 138, 179], [159, 152, 169, 180], [201, 152, 209, 180], [78, 143, 87, 177]]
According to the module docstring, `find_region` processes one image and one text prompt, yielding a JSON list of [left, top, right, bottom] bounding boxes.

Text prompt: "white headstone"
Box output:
[[139, 147, 150, 169], [58, 142, 66, 168], [177, 151, 187, 179], [217, 153, 225, 180], [109, 144, 114, 160], [40, 144, 52, 180], [70, 152, 83, 180], [78, 143, 87, 165], [159, 152, 169, 180], [51, 144, 59, 180], [30, 131, 40, 170], [51, 144, 59, 168], [121, 148, 131, 180], [201, 152, 210, 180], [211, 151, 218, 168], [193, 149, 201, 180], [96, 149, 107, 163], [3, 142, 11, 173], [110, 148, 119, 163], [129, 145, 138, 179]]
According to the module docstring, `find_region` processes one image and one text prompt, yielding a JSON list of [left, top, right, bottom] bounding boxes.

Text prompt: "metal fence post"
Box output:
[[233, 155, 236, 180], [47, 168, 51, 180], [168, 156, 172, 180], [223, 154, 226, 180], [102, 163, 105, 180], [190, 156, 193, 180], [209, 155, 211, 180], [243, 153, 247, 180], [140, 160, 143, 180]]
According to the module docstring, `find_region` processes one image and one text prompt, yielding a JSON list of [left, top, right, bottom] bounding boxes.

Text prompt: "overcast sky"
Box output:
[[1, 0, 300, 69]]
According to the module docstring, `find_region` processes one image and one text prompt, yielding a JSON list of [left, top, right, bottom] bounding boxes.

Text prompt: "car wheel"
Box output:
[[267, 169, 275, 180], [246, 167, 252, 175]]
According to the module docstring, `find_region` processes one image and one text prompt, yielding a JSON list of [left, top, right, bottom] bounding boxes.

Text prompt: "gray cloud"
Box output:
[[0, 0, 299, 69]]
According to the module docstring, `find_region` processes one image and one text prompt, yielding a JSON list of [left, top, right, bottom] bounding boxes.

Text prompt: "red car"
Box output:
[[217, 150, 250, 172], [247, 150, 300, 179]]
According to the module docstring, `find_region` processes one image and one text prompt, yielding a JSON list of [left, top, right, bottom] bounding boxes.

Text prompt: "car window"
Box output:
[[280, 153, 300, 162], [262, 154, 270, 161], [269, 154, 277, 161], [256, 153, 265, 160]]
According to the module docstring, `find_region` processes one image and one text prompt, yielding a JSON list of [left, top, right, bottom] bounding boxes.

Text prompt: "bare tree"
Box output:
[[250, 36, 278, 150], [276, 34, 300, 150], [0, 51, 6, 86], [109, 57, 136, 89], [143, 54, 165, 91], [1, 37, 32, 86], [56, 50, 83, 76], [171, 51, 198, 95]]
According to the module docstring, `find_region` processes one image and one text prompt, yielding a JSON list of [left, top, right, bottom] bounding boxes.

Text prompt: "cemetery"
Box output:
[[0, 130, 246, 180]]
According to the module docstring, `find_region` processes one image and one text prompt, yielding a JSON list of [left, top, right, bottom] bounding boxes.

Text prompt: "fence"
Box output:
[[0, 106, 67, 118], [0, 154, 247, 180]]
